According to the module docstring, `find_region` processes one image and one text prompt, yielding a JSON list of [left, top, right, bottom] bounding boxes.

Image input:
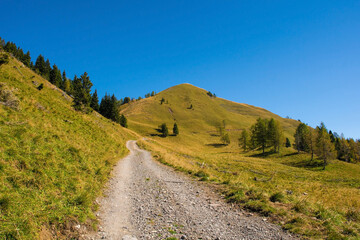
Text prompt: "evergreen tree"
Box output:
[[72, 72, 93, 111], [123, 97, 130, 104], [23, 51, 31, 67], [151, 91, 155, 96], [306, 127, 316, 161], [49, 64, 62, 87], [90, 89, 100, 111], [35, 54, 46, 75], [160, 97, 165, 104], [44, 59, 51, 80], [285, 138, 291, 148], [62, 70, 71, 94], [239, 129, 249, 151], [252, 118, 268, 153], [160, 123, 168, 137], [315, 122, 335, 170], [99, 94, 112, 118], [267, 118, 283, 152], [173, 123, 179, 136], [294, 123, 310, 153], [110, 94, 120, 122], [221, 133, 231, 145], [120, 114, 128, 128]]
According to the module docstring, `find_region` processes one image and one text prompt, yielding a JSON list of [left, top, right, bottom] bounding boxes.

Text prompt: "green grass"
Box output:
[[0, 52, 135, 239], [124, 83, 360, 239]]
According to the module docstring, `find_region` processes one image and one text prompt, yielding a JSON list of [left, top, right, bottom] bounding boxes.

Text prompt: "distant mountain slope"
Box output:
[[121, 83, 299, 144], [0, 51, 133, 239]]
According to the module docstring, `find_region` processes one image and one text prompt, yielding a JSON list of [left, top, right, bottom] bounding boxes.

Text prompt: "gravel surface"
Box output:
[[85, 140, 296, 240]]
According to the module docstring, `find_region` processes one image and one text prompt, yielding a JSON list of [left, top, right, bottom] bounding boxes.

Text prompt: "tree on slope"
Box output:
[[253, 118, 268, 153], [120, 114, 128, 128], [90, 89, 100, 112], [72, 72, 93, 112], [267, 118, 283, 152], [294, 123, 310, 153], [239, 129, 249, 151], [315, 122, 335, 170], [160, 123, 168, 137], [173, 123, 179, 136], [49, 64, 62, 87]]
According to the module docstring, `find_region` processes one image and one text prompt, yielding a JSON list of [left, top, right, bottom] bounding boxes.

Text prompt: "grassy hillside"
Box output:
[[123, 83, 360, 239], [0, 51, 134, 239]]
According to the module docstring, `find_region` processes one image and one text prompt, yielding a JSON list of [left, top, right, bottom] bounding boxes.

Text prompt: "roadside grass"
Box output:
[[0, 53, 134, 239], [125, 84, 360, 239], [137, 138, 360, 239]]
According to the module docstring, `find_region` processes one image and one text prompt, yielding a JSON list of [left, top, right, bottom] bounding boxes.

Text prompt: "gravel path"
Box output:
[[86, 140, 296, 240]]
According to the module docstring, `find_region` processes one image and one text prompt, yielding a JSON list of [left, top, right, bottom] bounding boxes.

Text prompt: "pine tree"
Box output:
[[285, 138, 291, 148], [35, 55, 46, 75], [151, 91, 155, 96], [221, 133, 230, 145], [110, 94, 120, 122], [315, 122, 335, 170], [99, 94, 112, 118], [294, 123, 310, 153], [62, 71, 71, 94], [44, 59, 51, 80], [120, 114, 128, 128], [160, 123, 168, 137], [72, 72, 93, 112], [252, 118, 268, 153], [90, 89, 100, 111], [49, 64, 62, 87], [267, 118, 283, 152], [240, 129, 249, 151], [173, 123, 179, 136]]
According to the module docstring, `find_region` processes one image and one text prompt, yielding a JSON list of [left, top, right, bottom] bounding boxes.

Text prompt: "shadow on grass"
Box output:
[[206, 143, 227, 148], [285, 159, 324, 170], [250, 151, 277, 158]]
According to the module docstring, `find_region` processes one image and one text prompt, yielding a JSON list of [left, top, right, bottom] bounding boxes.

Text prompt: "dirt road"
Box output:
[[86, 140, 295, 240]]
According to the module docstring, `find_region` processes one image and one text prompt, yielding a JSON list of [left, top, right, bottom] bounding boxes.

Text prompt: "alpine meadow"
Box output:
[[1, 1, 360, 240]]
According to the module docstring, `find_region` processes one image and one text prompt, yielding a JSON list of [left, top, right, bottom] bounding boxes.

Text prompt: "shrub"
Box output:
[[270, 192, 284, 203], [37, 83, 44, 90]]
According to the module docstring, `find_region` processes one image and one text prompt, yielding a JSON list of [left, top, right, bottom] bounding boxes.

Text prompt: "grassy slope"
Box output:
[[123, 83, 360, 239], [0, 52, 134, 239]]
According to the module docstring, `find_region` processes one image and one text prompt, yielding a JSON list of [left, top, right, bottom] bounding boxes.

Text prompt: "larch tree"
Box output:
[[173, 123, 179, 136], [239, 129, 249, 151], [267, 118, 283, 152], [315, 122, 335, 170]]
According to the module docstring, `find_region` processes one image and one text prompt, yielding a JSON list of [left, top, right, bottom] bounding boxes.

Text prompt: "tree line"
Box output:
[[0, 37, 128, 127], [294, 122, 360, 167]]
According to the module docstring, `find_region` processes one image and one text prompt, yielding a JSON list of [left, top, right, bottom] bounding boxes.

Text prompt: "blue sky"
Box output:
[[1, 0, 359, 138]]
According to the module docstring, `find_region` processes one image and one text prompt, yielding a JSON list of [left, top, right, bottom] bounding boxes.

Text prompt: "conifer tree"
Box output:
[[44, 59, 51, 80], [35, 54, 46, 75], [99, 94, 111, 118], [110, 94, 120, 122], [315, 122, 335, 170], [239, 129, 249, 151], [173, 123, 179, 136], [49, 64, 62, 87], [253, 118, 268, 153], [267, 118, 283, 152], [294, 123, 310, 153], [221, 133, 230, 145], [160, 123, 168, 137], [90, 89, 100, 111], [120, 114, 128, 128], [285, 138, 291, 148], [62, 70, 71, 94], [72, 72, 93, 111]]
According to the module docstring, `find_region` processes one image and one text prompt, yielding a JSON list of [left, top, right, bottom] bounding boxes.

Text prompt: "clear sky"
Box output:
[[1, 0, 359, 139]]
